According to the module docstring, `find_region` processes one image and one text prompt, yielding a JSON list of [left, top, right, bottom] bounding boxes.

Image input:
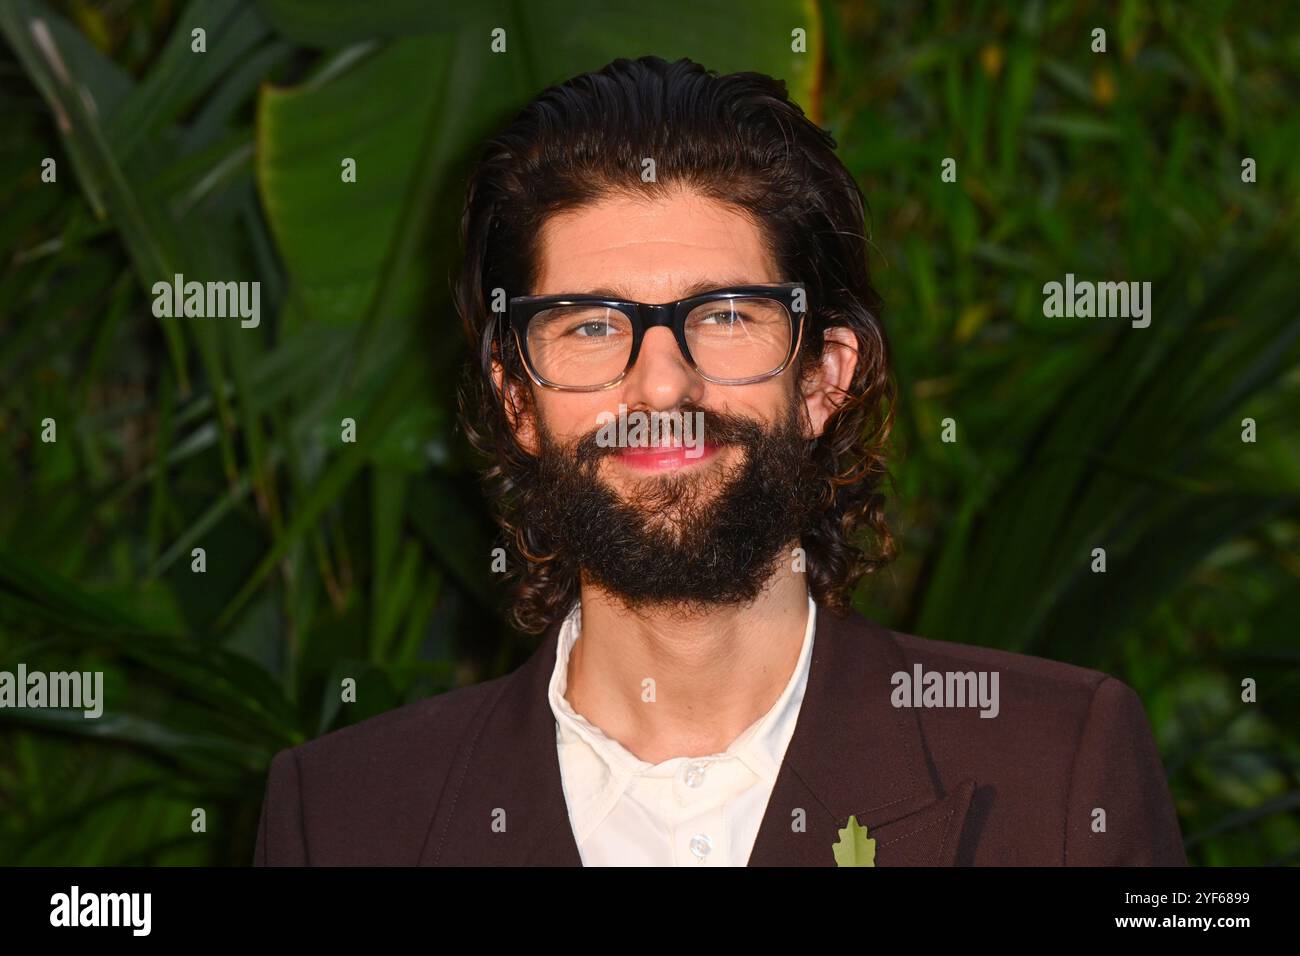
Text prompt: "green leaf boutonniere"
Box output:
[[832, 815, 877, 867]]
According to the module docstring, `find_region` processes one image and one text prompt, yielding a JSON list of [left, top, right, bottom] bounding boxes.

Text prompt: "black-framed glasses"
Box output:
[[507, 282, 807, 391]]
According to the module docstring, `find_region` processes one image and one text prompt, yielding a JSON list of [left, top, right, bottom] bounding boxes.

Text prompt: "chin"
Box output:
[[608, 470, 724, 510]]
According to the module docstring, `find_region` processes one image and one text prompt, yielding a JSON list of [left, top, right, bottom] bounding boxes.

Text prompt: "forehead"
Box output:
[[531, 188, 779, 301]]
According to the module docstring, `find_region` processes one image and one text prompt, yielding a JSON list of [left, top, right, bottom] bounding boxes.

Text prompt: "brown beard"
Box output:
[[526, 398, 816, 613]]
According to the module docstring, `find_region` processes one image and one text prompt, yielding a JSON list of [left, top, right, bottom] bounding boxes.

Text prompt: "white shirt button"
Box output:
[[689, 834, 712, 861], [684, 762, 707, 788]]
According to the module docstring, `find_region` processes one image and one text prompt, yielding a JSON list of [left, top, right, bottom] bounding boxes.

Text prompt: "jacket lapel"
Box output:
[[420, 619, 583, 866], [423, 606, 974, 866], [747, 607, 975, 866]]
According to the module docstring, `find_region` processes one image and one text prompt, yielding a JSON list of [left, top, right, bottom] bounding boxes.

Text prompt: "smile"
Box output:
[[615, 443, 720, 471]]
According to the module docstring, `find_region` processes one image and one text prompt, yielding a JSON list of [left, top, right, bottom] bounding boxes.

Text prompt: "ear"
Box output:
[[491, 357, 539, 455], [799, 326, 859, 439]]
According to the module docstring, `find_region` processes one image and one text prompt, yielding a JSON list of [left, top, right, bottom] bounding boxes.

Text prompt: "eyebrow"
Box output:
[[582, 277, 771, 301]]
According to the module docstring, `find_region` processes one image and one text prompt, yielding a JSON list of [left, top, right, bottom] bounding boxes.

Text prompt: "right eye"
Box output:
[[570, 319, 616, 337], [533, 306, 630, 341]]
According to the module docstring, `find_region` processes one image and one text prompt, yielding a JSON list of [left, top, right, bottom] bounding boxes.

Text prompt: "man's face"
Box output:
[[507, 187, 847, 609], [528, 188, 800, 496]]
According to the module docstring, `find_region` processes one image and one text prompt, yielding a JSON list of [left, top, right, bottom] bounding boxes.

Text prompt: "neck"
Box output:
[[564, 548, 811, 765]]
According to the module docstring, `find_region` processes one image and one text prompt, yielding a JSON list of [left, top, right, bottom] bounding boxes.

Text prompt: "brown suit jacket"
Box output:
[[253, 606, 1187, 865]]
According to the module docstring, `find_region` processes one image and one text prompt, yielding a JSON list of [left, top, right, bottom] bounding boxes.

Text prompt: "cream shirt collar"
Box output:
[[547, 595, 818, 845]]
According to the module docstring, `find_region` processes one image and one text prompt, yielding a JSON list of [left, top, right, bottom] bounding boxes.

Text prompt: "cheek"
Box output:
[[704, 377, 799, 425], [535, 393, 614, 441]]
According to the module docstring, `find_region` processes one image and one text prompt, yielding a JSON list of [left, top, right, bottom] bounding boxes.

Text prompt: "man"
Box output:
[[254, 56, 1186, 866]]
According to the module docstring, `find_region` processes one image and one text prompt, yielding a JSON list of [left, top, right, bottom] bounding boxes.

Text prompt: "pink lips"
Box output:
[[616, 443, 720, 471]]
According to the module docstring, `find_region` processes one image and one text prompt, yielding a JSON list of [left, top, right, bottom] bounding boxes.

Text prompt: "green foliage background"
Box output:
[[1, 0, 1297, 865]]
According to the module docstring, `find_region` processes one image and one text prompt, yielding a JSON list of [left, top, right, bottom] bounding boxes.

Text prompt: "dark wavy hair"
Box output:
[[453, 55, 897, 635]]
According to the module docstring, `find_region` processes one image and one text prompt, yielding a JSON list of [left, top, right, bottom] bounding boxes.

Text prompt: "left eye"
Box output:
[[698, 310, 745, 326]]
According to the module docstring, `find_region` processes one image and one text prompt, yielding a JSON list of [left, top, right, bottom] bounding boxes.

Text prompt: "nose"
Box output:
[[619, 326, 703, 412]]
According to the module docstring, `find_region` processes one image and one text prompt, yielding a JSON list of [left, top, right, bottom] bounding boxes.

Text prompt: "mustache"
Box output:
[[567, 406, 769, 467]]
